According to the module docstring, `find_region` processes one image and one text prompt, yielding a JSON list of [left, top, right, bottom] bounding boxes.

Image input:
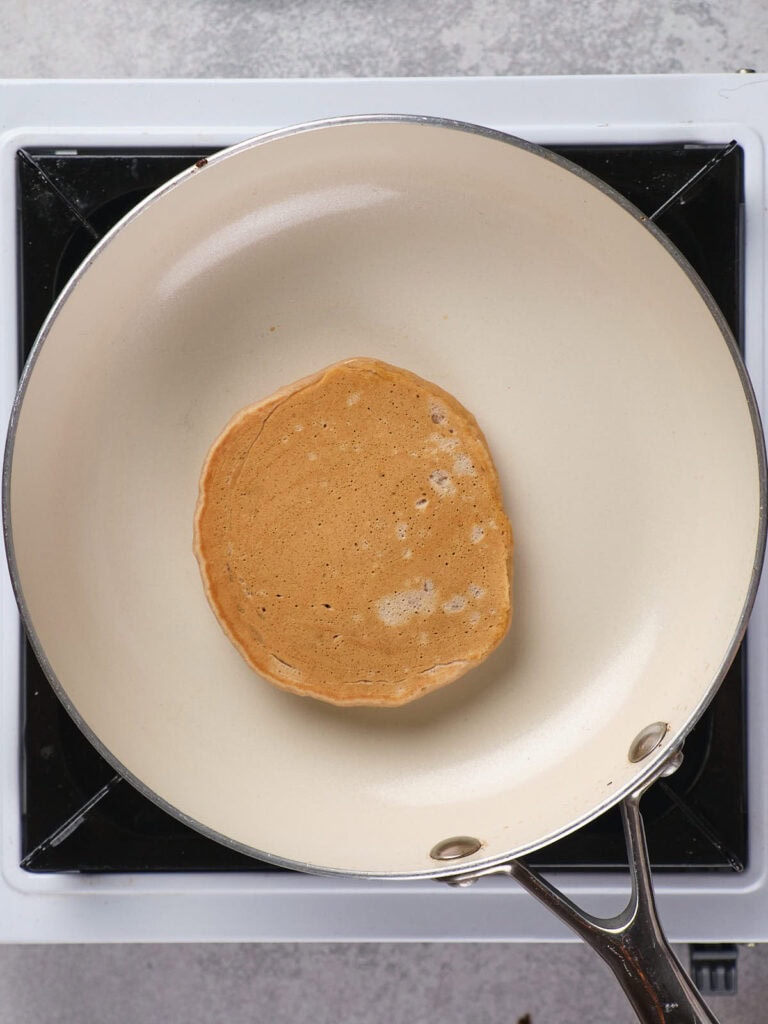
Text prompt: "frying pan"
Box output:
[[4, 117, 765, 1023]]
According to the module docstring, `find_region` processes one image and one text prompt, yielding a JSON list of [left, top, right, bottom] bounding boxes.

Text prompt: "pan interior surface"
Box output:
[[7, 121, 764, 876]]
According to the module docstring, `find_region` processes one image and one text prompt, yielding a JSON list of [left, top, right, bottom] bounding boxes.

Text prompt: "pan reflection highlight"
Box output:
[[156, 184, 400, 299]]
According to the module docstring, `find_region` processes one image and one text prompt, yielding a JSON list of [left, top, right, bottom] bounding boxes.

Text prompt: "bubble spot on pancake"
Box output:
[[442, 594, 466, 614], [430, 432, 459, 452], [453, 453, 475, 477], [429, 469, 455, 496], [395, 522, 408, 540], [376, 579, 437, 627], [430, 402, 447, 425], [471, 524, 485, 543]]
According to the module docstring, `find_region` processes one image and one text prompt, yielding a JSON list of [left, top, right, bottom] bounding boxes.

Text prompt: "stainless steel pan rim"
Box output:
[[3, 114, 766, 881]]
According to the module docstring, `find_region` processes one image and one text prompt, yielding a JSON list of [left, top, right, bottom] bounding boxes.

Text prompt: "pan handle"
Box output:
[[445, 789, 720, 1024]]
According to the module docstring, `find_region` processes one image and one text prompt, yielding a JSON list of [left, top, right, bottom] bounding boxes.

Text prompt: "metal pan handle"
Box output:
[[444, 788, 719, 1023]]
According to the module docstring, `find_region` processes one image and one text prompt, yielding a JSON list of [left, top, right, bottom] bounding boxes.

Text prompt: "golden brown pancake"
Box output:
[[194, 358, 513, 706]]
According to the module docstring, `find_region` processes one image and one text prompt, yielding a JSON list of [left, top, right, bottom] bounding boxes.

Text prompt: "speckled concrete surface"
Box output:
[[1, 0, 767, 78], [1, 941, 766, 1024], [2, 3, 768, 1023]]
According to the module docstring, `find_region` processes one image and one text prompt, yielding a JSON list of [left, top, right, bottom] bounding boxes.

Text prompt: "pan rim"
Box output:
[[3, 114, 766, 880]]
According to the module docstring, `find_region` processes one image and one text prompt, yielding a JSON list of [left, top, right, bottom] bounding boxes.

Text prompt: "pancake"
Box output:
[[194, 357, 513, 706]]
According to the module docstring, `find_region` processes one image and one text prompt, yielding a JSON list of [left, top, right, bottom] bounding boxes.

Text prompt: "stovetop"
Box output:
[[16, 139, 748, 875], [2, 75, 768, 946]]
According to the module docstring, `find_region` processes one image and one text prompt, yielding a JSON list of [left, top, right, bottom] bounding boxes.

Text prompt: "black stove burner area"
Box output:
[[17, 141, 747, 874]]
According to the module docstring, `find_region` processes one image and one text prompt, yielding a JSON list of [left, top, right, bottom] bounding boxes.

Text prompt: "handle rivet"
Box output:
[[660, 748, 684, 777], [430, 836, 482, 861], [628, 722, 669, 763]]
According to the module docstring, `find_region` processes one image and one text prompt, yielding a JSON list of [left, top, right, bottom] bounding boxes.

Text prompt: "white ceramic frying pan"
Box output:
[[4, 119, 765, 1023]]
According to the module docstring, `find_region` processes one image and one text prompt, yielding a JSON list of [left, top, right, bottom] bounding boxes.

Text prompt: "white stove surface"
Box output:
[[1, 74, 768, 943]]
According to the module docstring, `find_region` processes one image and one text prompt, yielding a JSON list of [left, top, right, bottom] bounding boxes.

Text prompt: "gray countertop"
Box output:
[[2, 3, 768, 1022], [1, 941, 767, 1024], [2, 0, 767, 78]]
